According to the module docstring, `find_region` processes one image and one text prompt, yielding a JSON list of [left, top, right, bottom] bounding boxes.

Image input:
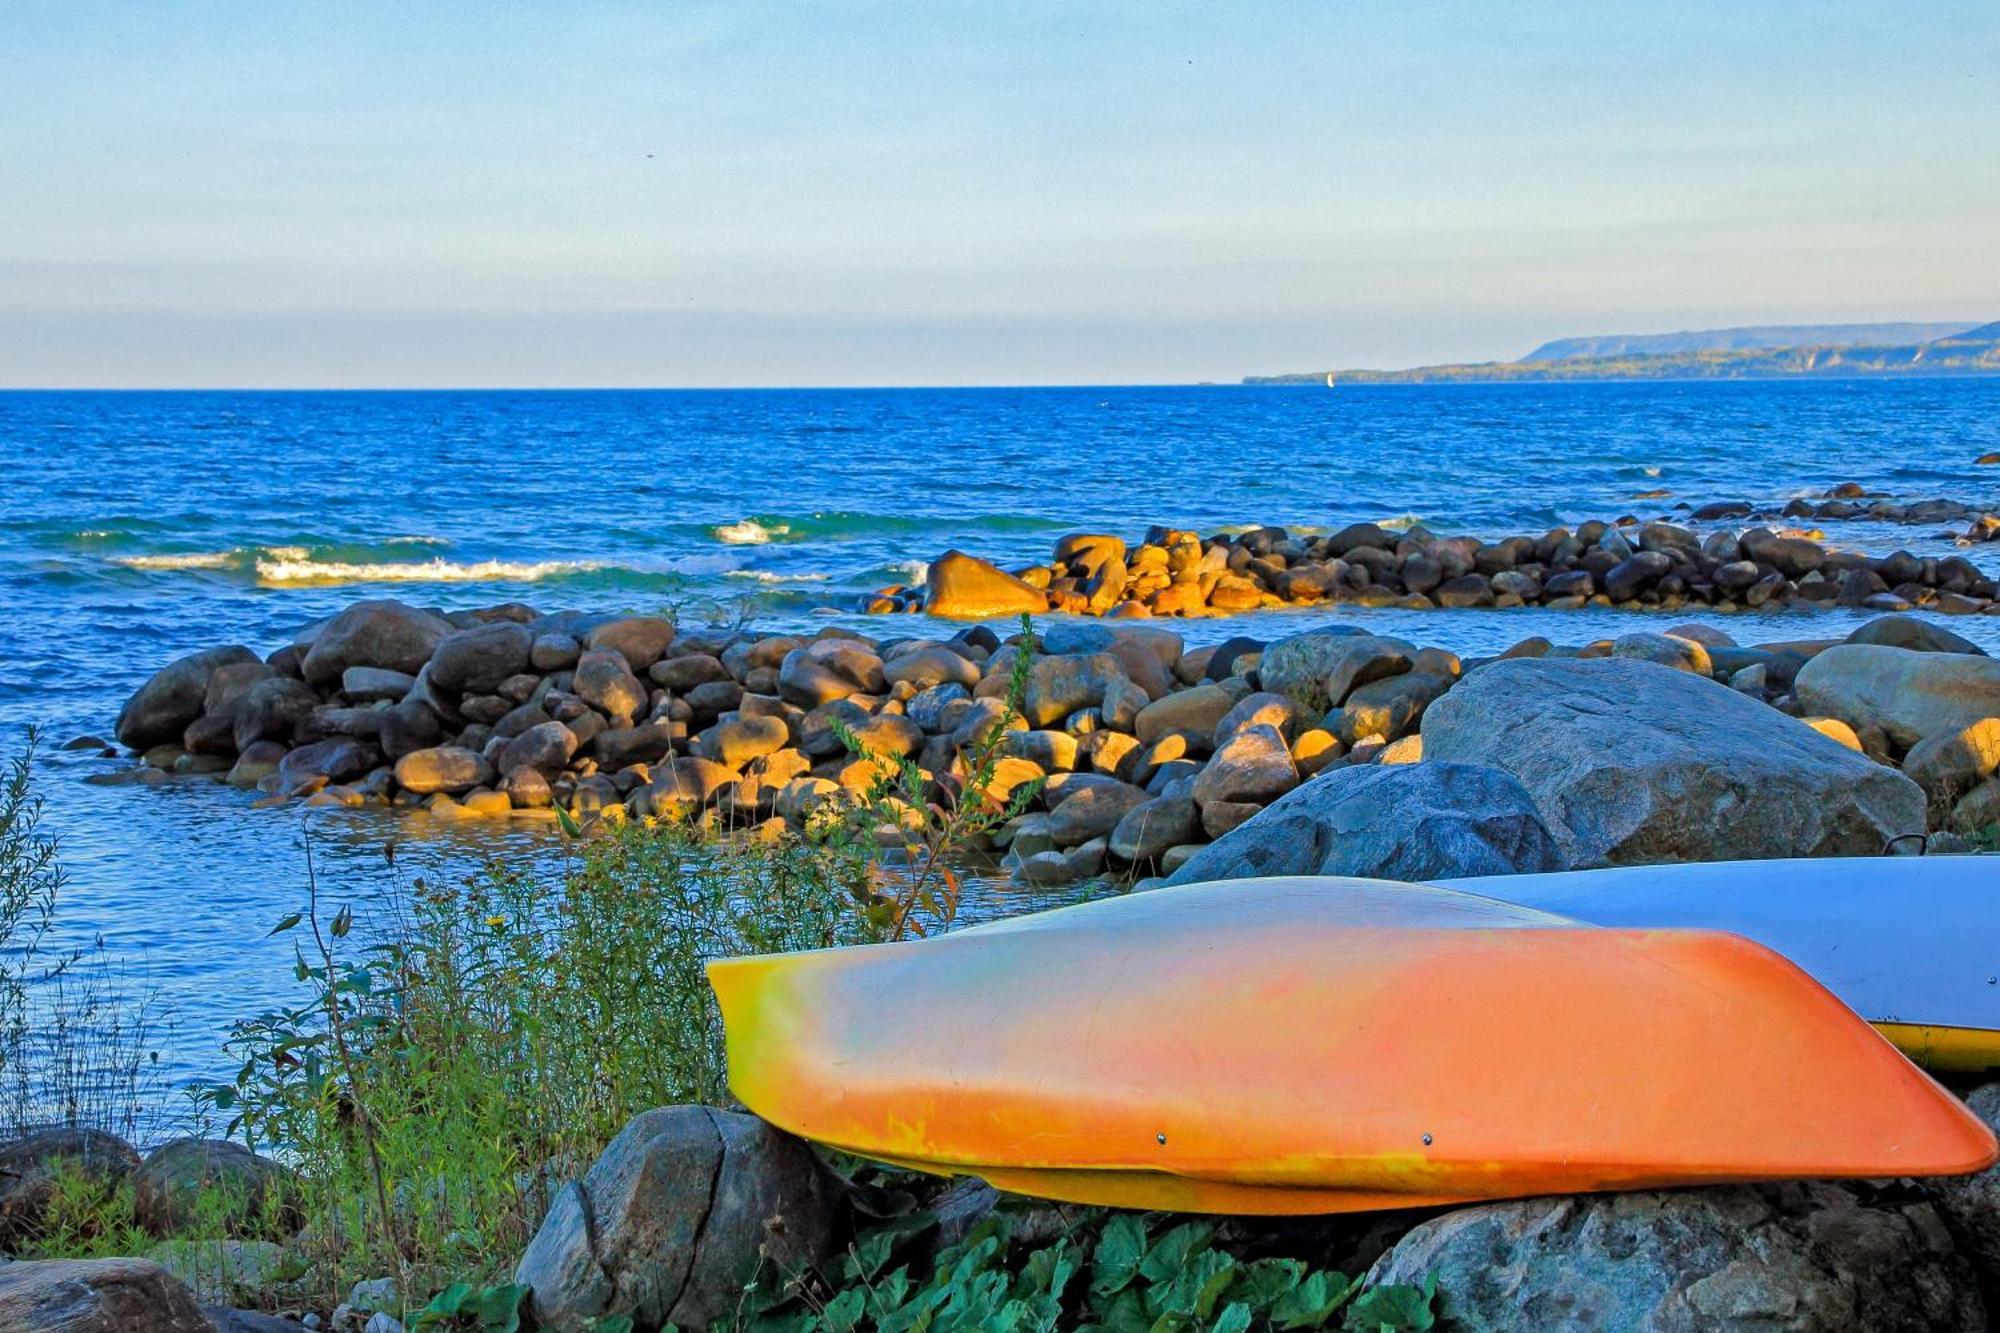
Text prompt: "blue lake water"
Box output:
[[1, 380, 1998, 1107]]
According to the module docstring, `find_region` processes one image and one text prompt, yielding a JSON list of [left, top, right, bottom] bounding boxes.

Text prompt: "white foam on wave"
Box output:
[[1377, 513, 1427, 531], [254, 556, 609, 586], [252, 550, 746, 587], [112, 551, 241, 571], [385, 535, 453, 547], [711, 519, 791, 545], [725, 569, 832, 584]]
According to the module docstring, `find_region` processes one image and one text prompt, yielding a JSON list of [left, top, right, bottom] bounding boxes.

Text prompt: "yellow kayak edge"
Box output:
[[1876, 1023, 2000, 1073]]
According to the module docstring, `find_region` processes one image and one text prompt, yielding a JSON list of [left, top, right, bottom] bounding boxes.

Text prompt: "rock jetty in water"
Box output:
[[107, 600, 1998, 888], [871, 495, 2000, 620]]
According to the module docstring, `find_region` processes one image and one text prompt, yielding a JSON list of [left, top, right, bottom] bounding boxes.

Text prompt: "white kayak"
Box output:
[[1434, 856, 2000, 1071]]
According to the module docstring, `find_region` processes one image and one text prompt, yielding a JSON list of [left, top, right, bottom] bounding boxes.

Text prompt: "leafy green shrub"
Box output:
[[738, 1205, 1435, 1333], [207, 818, 883, 1301]]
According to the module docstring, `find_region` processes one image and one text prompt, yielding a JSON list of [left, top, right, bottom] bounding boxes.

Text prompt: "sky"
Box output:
[[2, 2, 1997, 387]]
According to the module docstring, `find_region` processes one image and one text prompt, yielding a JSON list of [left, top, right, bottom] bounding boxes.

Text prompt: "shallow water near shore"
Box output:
[[3, 379, 1999, 1108]]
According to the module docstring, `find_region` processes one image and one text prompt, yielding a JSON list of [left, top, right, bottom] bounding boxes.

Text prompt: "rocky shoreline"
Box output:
[[16, 1091, 2000, 1331], [868, 487, 1999, 620], [66, 521, 2000, 1332], [106, 590, 2000, 890]]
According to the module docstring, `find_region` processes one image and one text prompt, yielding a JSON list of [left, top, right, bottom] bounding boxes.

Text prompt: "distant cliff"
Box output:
[[1523, 322, 1981, 361], [1247, 321, 2000, 385]]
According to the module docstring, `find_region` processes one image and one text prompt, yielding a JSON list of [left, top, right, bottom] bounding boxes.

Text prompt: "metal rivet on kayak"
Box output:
[[1422, 1133, 1433, 1146], [1156, 1133, 1167, 1145]]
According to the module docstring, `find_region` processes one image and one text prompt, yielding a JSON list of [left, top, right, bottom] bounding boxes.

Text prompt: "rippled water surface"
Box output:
[[2, 381, 1998, 1097]]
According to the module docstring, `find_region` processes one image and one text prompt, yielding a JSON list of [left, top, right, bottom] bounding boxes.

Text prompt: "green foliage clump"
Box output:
[[205, 819, 883, 1302], [738, 1206, 1435, 1333]]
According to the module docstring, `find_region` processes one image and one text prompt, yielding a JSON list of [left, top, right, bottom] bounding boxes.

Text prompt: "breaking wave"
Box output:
[[724, 569, 832, 584], [711, 519, 789, 545], [253, 556, 614, 586]]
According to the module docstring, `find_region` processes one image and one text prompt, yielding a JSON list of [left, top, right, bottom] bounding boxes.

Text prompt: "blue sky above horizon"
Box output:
[[3, 2, 1996, 387]]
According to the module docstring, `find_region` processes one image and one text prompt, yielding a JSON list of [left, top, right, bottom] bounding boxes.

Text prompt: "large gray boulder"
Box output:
[[299, 599, 452, 686], [229, 676, 319, 752], [1168, 756, 1568, 880], [1164, 763, 1565, 885], [517, 1106, 840, 1332], [1019, 653, 1129, 729], [1422, 658, 1925, 866], [1796, 644, 2000, 749], [0, 1257, 218, 1332], [1258, 631, 1412, 713], [586, 616, 678, 672], [115, 646, 261, 750], [427, 622, 534, 696], [1365, 1183, 1982, 1331]]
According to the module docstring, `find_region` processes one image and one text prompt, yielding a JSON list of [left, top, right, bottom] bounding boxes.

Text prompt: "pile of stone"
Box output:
[[1738, 481, 1995, 527], [875, 509, 1999, 621], [110, 597, 2000, 889]]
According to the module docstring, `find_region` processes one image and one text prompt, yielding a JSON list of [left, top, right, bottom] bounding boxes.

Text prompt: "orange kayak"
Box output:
[[709, 877, 1996, 1215]]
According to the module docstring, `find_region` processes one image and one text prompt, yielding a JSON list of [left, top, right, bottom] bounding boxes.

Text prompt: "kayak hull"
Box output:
[[1433, 857, 2000, 1071], [711, 878, 1996, 1215]]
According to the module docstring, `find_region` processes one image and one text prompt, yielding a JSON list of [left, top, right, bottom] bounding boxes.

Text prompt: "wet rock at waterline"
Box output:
[[115, 646, 261, 750], [868, 503, 2000, 619], [103, 598, 1997, 891], [922, 549, 1050, 619]]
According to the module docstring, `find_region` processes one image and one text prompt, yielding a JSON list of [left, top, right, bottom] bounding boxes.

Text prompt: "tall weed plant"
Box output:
[[0, 732, 170, 1142], [209, 818, 883, 1298]]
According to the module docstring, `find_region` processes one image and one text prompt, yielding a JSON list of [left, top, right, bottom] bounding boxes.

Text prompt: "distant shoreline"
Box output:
[[1243, 369, 2000, 386], [1249, 320, 2000, 386]]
